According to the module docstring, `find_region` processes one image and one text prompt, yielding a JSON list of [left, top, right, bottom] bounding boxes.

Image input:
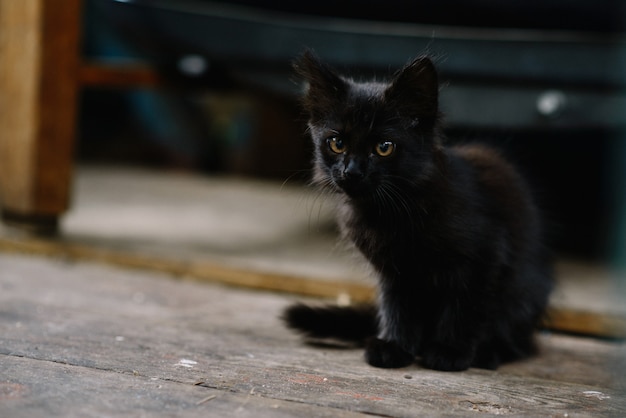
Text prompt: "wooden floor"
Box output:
[[1, 252, 625, 417], [1, 166, 626, 416]]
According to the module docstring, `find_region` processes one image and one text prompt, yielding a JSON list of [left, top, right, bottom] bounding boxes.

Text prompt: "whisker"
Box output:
[[280, 169, 311, 190], [303, 177, 338, 232], [376, 180, 423, 232]]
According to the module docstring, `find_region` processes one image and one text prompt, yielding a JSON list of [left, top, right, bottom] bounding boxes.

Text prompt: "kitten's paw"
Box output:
[[365, 338, 414, 368], [421, 343, 473, 372]]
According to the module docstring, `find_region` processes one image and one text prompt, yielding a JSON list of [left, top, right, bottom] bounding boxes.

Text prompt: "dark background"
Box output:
[[78, 0, 626, 262]]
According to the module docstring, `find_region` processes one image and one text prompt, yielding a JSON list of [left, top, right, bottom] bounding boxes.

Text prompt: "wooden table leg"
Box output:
[[0, 0, 81, 234]]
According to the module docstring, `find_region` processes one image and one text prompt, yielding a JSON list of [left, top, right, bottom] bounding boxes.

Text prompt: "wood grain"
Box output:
[[1, 356, 367, 418], [0, 0, 81, 223], [1, 253, 625, 416]]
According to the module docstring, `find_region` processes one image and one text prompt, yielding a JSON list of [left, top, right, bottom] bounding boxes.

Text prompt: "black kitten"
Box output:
[[283, 51, 553, 371]]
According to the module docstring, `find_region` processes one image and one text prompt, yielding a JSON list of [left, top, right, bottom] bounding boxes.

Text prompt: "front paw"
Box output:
[[365, 338, 414, 368], [421, 343, 473, 372]]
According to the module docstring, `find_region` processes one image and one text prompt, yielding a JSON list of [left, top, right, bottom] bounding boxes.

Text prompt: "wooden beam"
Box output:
[[79, 60, 161, 88], [0, 0, 81, 233], [544, 307, 626, 339]]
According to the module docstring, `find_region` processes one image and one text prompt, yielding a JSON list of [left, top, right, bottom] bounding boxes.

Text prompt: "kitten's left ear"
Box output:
[[385, 56, 439, 127]]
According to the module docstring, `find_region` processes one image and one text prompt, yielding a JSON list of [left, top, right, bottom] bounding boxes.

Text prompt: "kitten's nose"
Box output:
[[343, 160, 364, 180]]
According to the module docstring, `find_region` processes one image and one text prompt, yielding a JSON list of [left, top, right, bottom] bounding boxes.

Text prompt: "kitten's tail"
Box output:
[[282, 303, 378, 342]]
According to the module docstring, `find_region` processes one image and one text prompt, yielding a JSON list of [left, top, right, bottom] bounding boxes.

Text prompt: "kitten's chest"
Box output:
[[341, 207, 424, 270]]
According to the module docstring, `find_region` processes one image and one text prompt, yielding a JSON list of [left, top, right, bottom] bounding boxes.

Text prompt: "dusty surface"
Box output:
[[1, 252, 625, 417]]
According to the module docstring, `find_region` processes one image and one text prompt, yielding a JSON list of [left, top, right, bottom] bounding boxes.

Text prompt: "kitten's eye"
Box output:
[[375, 141, 395, 157], [327, 137, 347, 154]]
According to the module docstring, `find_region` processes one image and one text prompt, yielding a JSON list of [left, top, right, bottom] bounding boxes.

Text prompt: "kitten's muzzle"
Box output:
[[337, 163, 371, 197], [343, 160, 365, 181]]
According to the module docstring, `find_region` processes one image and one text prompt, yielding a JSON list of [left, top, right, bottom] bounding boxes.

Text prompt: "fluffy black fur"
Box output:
[[283, 51, 553, 371]]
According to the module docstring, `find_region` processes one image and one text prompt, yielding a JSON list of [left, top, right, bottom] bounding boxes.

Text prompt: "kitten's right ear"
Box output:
[[385, 56, 439, 128], [293, 50, 347, 118]]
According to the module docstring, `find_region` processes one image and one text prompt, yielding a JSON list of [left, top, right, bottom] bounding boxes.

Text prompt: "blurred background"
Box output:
[[78, 0, 626, 267]]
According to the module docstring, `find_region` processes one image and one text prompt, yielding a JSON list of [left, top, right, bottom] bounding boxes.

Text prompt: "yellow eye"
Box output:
[[327, 136, 347, 154], [375, 141, 395, 157]]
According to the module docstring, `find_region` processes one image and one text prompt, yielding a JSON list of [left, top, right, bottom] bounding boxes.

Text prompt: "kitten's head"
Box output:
[[294, 51, 441, 202]]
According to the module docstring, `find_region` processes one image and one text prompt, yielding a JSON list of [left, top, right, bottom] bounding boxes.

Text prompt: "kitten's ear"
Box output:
[[293, 50, 347, 119], [385, 56, 439, 127]]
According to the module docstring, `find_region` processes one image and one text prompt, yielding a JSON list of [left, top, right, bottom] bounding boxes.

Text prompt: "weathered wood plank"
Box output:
[[0, 356, 367, 418], [1, 253, 625, 416]]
